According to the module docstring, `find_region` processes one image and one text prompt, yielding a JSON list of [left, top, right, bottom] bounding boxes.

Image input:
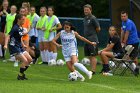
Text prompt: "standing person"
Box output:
[[13, 7, 30, 67], [4, 14, 32, 80], [5, 5, 17, 62], [20, 7, 31, 52], [52, 21, 95, 81], [98, 26, 124, 75], [36, 7, 48, 64], [121, 11, 139, 74], [28, 6, 39, 44], [83, 4, 101, 74], [5, 5, 17, 35], [0, 0, 10, 59], [44, 6, 62, 63], [22, 2, 30, 15]]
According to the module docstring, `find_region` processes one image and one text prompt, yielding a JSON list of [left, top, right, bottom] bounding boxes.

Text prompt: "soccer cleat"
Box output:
[[87, 71, 93, 79], [23, 74, 28, 80], [2, 60, 7, 62], [14, 61, 18, 67], [33, 58, 38, 64], [80, 76, 85, 82], [92, 71, 96, 75], [102, 72, 113, 76], [17, 74, 24, 80], [38, 61, 43, 64]]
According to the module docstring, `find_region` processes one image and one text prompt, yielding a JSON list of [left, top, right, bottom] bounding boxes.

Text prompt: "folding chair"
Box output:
[[111, 45, 138, 77]]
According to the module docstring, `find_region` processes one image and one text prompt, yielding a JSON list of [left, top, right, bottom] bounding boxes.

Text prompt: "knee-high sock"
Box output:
[[74, 62, 89, 75], [40, 51, 45, 62], [49, 51, 53, 61], [44, 50, 48, 62], [0, 44, 2, 57], [53, 52, 57, 61], [2, 45, 5, 58]]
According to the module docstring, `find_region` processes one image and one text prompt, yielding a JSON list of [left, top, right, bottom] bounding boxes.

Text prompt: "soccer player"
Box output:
[[28, 41, 40, 64], [98, 26, 124, 75], [12, 7, 31, 67], [83, 4, 101, 74], [0, 0, 10, 59], [5, 5, 17, 36], [52, 21, 96, 81], [4, 5, 17, 62], [4, 14, 32, 80], [36, 7, 48, 64], [28, 6, 39, 44], [20, 7, 31, 52], [121, 11, 139, 74], [45, 6, 62, 63]]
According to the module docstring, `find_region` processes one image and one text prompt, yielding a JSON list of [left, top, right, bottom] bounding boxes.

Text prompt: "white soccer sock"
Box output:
[[49, 51, 53, 60], [74, 70, 84, 78], [41, 51, 45, 62], [0, 44, 2, 57], [47, 51, 50, 62], [44, 50, 48, 62], [74, 62, 89, 75], [45, 50, 48, 62], [53, 52, 57, 61]]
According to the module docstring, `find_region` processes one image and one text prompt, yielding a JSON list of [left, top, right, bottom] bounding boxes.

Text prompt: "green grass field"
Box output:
[[0, 47, 140, 93]]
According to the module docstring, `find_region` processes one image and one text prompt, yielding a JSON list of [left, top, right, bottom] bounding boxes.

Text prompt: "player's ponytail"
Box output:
[[12, 14, 23, 28]]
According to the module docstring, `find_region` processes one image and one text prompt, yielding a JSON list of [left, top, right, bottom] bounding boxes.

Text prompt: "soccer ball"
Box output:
[[56, 59, 65, 66], [109, 61, 115, 67], [130, 63, 136, 70], [48, 59, 56, 66], [68, 72, 78, 81], [81, 58, 90, 65]]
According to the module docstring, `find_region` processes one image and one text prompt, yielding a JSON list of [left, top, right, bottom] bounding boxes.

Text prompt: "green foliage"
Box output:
[[9, 0, 109, 18]]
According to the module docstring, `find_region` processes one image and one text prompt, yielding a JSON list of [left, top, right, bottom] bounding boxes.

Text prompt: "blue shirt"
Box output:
[[122, 19, 139, 44], [9, 24, 24, 47]]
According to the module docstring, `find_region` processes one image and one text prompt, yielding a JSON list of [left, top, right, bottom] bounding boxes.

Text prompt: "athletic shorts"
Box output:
[[128, 42, 139, 60], [38, 30, 48, 42], [0, 23, 1, 32], [48, 31, 56, 41], [113, 52, 124, 59], [30, 36, 37, 44], [84, 44, 98, 56], [9, 44, 25, 56], [62, 49, 78, 62]]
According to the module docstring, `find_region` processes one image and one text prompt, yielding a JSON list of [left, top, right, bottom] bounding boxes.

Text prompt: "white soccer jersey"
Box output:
[[28, 14, 40, 37], [60, 30, 78, 61]]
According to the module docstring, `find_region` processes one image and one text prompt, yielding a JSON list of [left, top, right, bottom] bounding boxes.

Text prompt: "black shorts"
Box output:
[[84, 44, 98, 56], [0, 23, 1, 31], [129, 42, 139, 60], [30, 36, 37, 44], [113, 52, 124, 59], [9, 44, 24, 56]]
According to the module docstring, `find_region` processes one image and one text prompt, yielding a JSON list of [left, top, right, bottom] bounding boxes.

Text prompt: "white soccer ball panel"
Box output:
[[68, 72, 78, 81], [48, 59, 56, 66], [81, 58, 90, 65], [56, 59, 64, 66]]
